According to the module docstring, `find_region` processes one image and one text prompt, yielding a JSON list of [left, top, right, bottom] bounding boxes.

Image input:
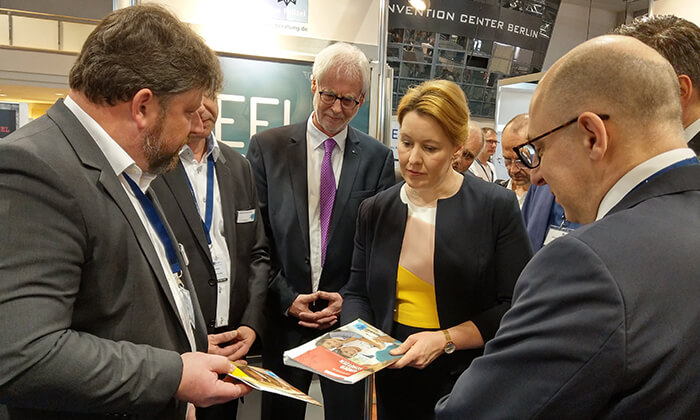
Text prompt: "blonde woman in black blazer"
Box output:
[[342, 80, 532, 420]]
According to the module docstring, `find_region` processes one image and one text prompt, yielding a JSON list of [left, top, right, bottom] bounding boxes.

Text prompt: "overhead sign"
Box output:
[[389, 0, 545, 51]]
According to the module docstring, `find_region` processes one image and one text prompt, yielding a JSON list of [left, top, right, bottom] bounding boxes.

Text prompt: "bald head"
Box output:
[[613, 15, 700, 128], [502, 114, 529, 150], [529, 35, 687, 224], [452, 123, 484, 172], [535, 35, 681, 131]]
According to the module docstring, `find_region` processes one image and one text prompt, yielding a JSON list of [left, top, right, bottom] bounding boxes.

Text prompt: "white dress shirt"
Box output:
[[684, 117, 700, 143], [180, 134, 233, 328], [596, 148, 697, 221], [469, 159, 495, 182], [64, 95, 197, 351], [306, 114, 346, 292]]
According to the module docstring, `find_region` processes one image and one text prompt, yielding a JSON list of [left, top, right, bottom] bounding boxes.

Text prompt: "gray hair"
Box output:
[[312, 42, 371, 95]]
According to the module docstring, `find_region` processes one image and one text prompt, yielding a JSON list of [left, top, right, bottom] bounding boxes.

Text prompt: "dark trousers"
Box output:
[[374, 323, 477, 420], [196, 399, 238, 420]]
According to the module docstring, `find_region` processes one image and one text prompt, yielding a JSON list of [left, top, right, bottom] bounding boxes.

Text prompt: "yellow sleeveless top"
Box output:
[[393, 186, 440, 329]]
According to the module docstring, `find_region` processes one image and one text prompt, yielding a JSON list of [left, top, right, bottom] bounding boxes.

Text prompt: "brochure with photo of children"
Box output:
[[282, 318, 402, 384], [228, 361, 322, 406]]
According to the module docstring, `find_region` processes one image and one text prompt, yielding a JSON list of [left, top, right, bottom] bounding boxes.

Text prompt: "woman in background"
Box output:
[[341, 79, 532, 420]]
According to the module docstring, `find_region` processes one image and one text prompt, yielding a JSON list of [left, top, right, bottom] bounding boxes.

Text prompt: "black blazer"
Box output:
[[341, 176, 532, 343], [247, 121, 395, 345], [152, 142, 270, 341]]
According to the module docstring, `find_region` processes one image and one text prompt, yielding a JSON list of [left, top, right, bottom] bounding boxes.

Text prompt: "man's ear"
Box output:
[[131, 88, 156, 130], [678, 75, 694, 107], [310, 78, 317, 95], [578, 112, 608, 162]]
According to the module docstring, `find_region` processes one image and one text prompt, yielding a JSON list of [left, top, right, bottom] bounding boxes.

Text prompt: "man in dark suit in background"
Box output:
[[436, 35, 700, 418], [615, 15, 700, 156], [0, 5, 250, 419], [247, 42, 395, 420], [152, 92, 270, 420]]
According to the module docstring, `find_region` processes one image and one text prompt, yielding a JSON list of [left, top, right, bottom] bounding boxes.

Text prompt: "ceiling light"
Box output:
[[409, 0, 430, 11]]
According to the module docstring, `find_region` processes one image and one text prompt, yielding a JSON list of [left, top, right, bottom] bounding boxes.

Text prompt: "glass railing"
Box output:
[[0, 8, 98, 53]]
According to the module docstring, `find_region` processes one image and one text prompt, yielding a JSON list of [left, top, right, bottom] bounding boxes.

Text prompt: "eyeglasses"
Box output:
[[318, 90, 361, 109], [503, 158, 526, 168], [513, 114, 609, 169]]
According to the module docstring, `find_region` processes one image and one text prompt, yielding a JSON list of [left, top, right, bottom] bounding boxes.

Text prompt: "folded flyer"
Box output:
[[283, 318, 402, 384], [228, 361, 321, 406]]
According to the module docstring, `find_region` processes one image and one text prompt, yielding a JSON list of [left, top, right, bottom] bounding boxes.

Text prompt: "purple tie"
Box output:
[[320, 138, 337, 266]]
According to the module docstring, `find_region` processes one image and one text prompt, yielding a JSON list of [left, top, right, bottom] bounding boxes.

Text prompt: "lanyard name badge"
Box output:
[[543, 222, 573, 246], [185, 156, 230, 328], [123, 174, 196, 333]]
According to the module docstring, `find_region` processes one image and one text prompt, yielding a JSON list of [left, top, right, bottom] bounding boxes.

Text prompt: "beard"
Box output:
[[142, 113, 183, 175]]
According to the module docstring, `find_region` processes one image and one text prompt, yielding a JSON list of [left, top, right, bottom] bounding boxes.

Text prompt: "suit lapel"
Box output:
[[151, 190, 208, 350], [288, 125, 310, 253], [688, 130, 700, 157], [608, 164, 700, 216], [327, 127, 360, 245], [215, 150, 239, 287], [163, 161, 212, 262], [46, 100, 195, 344]]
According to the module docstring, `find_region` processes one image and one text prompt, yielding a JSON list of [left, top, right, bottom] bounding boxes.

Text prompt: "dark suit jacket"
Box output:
[[341, 177, 532, 348], [520, 183, 555, 252], [247, 121, 395, 347], [436, 164, 700, 419], [151, 142, 269, 340], [0, 100, 207, 420]]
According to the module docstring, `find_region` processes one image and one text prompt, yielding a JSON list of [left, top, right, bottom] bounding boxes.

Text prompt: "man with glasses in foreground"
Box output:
[[436, 35, 700, 419], [248, 42, 394, 420], [496, 113, 531, 208]]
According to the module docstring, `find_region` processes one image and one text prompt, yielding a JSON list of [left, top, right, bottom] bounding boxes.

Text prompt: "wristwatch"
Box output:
[[442, 329, 456, 354]]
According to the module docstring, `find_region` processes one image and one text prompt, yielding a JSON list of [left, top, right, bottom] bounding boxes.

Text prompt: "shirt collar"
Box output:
[[307, 113, 347, 152], [64, 95, 155, 191], [596, 148, 697, 220], [683, 117, 700, 142], [179, 133, 220, 164]]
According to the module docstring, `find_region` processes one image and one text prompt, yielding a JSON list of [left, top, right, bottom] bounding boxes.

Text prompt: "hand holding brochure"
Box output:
[[228, 361, 321, 406], [283, 318, 402, 384]]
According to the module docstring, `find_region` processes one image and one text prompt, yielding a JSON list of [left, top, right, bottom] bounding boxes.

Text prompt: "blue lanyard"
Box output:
[[184, 154, 215, 245], [123, 173, 182, 275]]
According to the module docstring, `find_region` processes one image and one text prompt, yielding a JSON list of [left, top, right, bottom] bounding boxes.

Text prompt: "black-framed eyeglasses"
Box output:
[[513, 114, 609, 169], [318, 90, 361, 109]]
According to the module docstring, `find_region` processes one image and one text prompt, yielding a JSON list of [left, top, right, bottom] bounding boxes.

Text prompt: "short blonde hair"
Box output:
[[397, 79, 470, 148]]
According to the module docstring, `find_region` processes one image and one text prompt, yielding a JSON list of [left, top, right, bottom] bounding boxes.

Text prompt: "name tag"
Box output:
[[543, 225, 573, 246], [178, 243, 189, 267], [213, 255, 230, 328], [236, 209, 255, 223]]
